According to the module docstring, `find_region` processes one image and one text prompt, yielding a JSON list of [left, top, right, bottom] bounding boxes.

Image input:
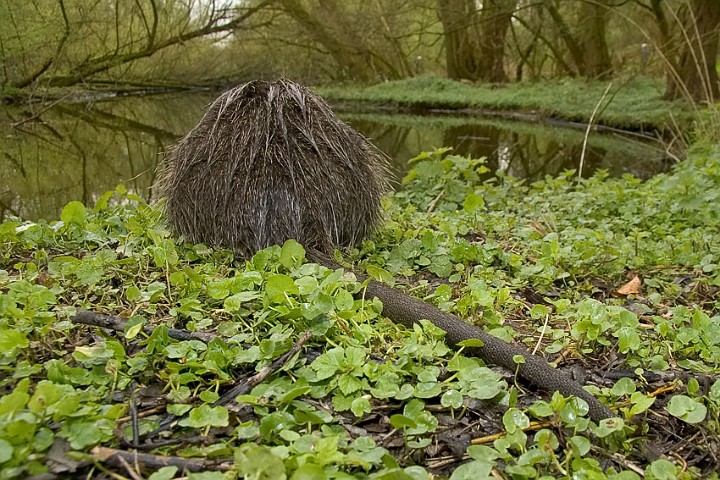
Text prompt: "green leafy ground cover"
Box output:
[[2, 145, 720, 479], [317, 76, 694, 131]]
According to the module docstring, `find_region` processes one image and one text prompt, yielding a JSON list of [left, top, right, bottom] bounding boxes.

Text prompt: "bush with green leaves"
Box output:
[[2, 144, 720, 478]]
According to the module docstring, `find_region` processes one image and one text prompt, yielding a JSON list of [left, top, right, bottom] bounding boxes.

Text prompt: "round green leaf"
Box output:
[[441, 390, 463, 409], [463, 193, 485, 213], [61, 201, 87, 226], [0, 438, 13, 463], [667, 395, 707, 424], [265, 274, 299, 303]]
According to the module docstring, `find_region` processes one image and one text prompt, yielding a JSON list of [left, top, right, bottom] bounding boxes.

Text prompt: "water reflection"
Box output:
[[0, 94, 673, 221], [341, 112, 672, 180], [1, 95, 206, 221]]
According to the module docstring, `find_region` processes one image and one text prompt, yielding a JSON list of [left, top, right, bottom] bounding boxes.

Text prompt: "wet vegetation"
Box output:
[[2, 0, 720, 478], [2, 142, 720, 478]]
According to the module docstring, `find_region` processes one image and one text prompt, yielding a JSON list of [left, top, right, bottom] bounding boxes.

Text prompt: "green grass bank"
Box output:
[[317, 76, 695, 132]]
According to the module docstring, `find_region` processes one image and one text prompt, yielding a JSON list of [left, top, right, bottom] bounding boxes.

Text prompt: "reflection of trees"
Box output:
[[0, 95, 208, 220], [441, 124, 586, 180], [342, 119, 410, 178], [443, 124, 501, 168], [502, 133, 612, 180], [354, 118, 669, 183], [54, 105, 178, 138], [1, 98, 672, 221], [54, 104, 182, 202]]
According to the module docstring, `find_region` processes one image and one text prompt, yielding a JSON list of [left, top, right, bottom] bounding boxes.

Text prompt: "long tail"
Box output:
[[311, 252, 614, 422]]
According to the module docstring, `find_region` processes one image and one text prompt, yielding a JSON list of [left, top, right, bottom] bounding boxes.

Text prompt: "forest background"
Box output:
[[3, 1, 720, 478], [1, 0, 718, 107]]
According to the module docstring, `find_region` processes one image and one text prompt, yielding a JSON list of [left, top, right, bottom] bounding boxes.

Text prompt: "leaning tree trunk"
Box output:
[[436, 0, 482, 80], [545, 0, 585, 77], [664, 0, 720, 102], [545, 0, 612, 79], [578, 0, 612, 80], [477, 0, 518, 83], [437, 0, 517, 82]]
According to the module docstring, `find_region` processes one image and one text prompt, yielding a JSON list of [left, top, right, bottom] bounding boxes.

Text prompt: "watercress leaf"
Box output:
[[463, 193, 485, 214], [280, 239, 306, 269], [183, 404, 229, 428], [389, 414, 417, 430], [366, 265, 395, 284], [449, 460, 494, 480], [61, 201, 87, 226], [0, 439, 13, 463], [234, 443, 287, 480], [148, 466, 179, 480], [667, 395, 707, 424], [440, 390, 463, 409], [266, 274, 299, 303]]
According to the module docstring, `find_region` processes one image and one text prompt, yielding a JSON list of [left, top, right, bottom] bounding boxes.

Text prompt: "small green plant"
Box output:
[[2, 144, 720, 477]]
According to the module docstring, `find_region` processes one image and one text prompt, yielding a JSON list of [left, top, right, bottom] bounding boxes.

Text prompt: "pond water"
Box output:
[[0, 92, 673, 222]]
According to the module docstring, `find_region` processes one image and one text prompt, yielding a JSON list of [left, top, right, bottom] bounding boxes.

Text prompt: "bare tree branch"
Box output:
[[12, 0, 71, 89], [21, 0, 271, 88]]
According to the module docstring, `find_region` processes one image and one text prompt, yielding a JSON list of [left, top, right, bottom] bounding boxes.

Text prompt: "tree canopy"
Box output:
[[1, 1, 717, 102]]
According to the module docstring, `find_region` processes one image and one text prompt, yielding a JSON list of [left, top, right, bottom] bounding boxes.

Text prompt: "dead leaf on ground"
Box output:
[[617, 275, 642, 295]]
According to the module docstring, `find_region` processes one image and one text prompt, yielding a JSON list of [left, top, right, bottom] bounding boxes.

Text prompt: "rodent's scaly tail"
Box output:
[[311, 252, 614, 423]]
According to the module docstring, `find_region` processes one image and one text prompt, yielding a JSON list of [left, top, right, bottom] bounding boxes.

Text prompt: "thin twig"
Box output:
[[532, 313, 551, 356], [91, 446, 232, 473], [591, 445, 645, 476], [113, 454, 142, 480], [10, 93, 75, 128], [71, 309, 215, 343], [427, 189, 445, 213], [579, 82, 613, 179], [128, 382, 140, 448], [214, 330, 313, 406], [471, 421, 552, 445]]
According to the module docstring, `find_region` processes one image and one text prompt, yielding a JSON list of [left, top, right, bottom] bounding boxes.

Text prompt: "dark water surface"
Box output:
[[1, 93, 673, 221]]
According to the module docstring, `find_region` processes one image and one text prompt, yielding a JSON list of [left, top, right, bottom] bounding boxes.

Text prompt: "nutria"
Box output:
[[157, 79, 613, 421], [158, 79, 390, 257]]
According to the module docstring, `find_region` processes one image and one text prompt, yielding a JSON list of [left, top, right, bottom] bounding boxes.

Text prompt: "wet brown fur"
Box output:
[[157, 79, 613, 422], [158, 79, 391, 257]]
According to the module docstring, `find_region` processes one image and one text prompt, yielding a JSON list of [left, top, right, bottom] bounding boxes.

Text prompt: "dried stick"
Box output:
[[71, 309, 215, 343], [214, 330, 313, 406], [91, 446, 231, 473]]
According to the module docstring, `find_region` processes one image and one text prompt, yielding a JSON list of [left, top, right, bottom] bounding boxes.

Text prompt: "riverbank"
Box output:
[[2, 142, 720, 477], [3, 76, 697, 136], [317, 75, 695, 133]]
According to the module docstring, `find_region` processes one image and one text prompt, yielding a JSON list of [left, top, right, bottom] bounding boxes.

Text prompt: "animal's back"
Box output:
[[158, 79, 391, 256]]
